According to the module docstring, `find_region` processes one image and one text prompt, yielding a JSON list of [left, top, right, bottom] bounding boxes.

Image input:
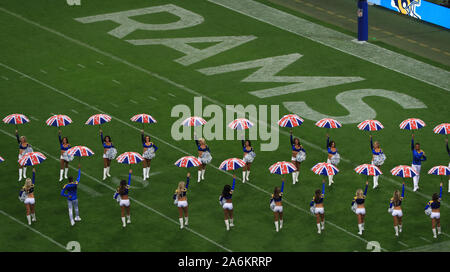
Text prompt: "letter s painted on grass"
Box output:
[[366, 241, 381, 252], [66, 241, 81, 252]]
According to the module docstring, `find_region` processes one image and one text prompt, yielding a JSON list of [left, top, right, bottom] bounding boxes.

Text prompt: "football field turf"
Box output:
[[0, 0, 449, 252]]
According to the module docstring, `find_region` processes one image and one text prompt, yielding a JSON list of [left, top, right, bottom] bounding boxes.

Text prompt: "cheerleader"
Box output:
[[424, 182, 443, 238], [270, 179, 284, 232], [388, 182, 405, 237], [309, 180, 325, 234], [61, 164, 82, 226], [326, 133, 340, 186], [15, 129, 33, 181], [173, 173, 190, 229], [351, 181, 369, 235], [99, 129, 117, 180], [113, 169, 132, 227], [194, 133, 212, 182], [290, 129, 306, 184], [19, 168, 36, 225], [220, 175, 236, 230], [141, 130, 158, 181], [241, 136, 255, 183], [58, 130, 72, 181], [446, 138, 449, 193], [369, 135, 386, 189], [411, 134, 427, 192]]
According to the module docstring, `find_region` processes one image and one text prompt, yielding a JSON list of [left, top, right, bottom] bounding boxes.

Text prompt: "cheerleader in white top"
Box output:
[[351, 181, 369, 235], [19, 168, 36, 225], [173, 173, 190, 229], [326, 134, 340, 186], [113, 169, 132, 227], [140, 130, 158, 181], [194, 133, 212, 182], [270, 179, 285, 232], [99, 129, 117, 180], [309, 180, 326, 234], [15, 129, 33, 181], [58, 130, 73, 181], [290, 129, 306, 184], [388, 182, 405, 237], [369, 135, 386, 189], [424, 183, 443, 238], [219, 175, 236, 230], [241, 136, 255, 183]]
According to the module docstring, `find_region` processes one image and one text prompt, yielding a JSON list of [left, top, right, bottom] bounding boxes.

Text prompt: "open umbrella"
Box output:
[[269, 161, 297, 175], [315, 118, 342, 129], [117, 152, 144, 165], [182, 116, 207, 127], [357, 120, 384, 132], [219, 158, 246, 171], [174, 156, 202, 168], [278, 114, 304, 128], [228, 118, 254, 130], [85, 114, 111, 127], [46, 114, 72, 127], [399, 118, 426, 131], [3, 114, 29, 125], [390, 165, 418, 178], [18, 152, 46, 166], [433, 123, 449, 136], [354, 164, 382, 176], [311, 162, 339, 176]]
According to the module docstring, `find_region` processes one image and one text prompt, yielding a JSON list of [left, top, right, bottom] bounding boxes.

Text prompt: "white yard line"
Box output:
[[109, 102, 119, 108], [112, 79, 121, 84], [147, 96, 157, 100], [96, 60, 104, 65], [129, 99, 138, 104], [168, 93, 176, 97], [0, 209, 68, 251], [70, 109, 79, 114], [77, 64, 86, 68], [58, 67, 67, 71], [420, 236, 432, 243], [40, 69, 47, 74], [398, 241, 408, 247]]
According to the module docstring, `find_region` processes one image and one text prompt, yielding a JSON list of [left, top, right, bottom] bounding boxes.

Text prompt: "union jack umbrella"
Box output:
[[390, 165, 418, 178], [67, 146, 95, 157], [354, 164, 382, 176], [428, 166, 450, 176], [174, 156, 202, 168], [219, 158, 246, 171], [85, 114, 112, 126], [399, 118, 426, 130], [315, 118, 342, 129], [130, 114, 157, 124], [228, 118, 254, 130], [182, 116, 207, 127], [46, 114, 72, 127], [357, 120, 384, 132], [433, 123, 450, 135], [311, 162, 339, 176], [3, 114, 29, 125], [0, 156, 4, 163], [269, 161, 297, 175], [278, 114, 304, 128], [18, 152, 46, 166], [116, 152, 144, 164]]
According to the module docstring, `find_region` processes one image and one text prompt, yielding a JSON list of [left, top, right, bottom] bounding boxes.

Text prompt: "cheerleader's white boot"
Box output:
[[64, 168, 69, 179], [242, 171, 246, 183], [18, 168, 23, 182], [23, 167, 27, 178], [143, 168, 147, 181], [106, 167, 111, 177], [102, 168, 107, 181], [59, 169, 64, 182], [246, 171, 250, 182]]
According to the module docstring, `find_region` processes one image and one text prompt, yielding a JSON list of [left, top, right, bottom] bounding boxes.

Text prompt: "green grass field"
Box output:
[[0, 0, 449, 252]]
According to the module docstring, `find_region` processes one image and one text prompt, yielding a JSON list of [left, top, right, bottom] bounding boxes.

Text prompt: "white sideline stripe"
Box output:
[[208, 0, 450, 92], [0, 209, 68, 251], [0, 64, 382, 251], [77, 64, 85, 68], [0, 129, 231, 253]]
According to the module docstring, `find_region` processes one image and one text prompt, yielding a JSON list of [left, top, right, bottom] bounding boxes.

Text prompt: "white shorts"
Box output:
[[119, 199, 130, 207], [24, 198, 35, 205], [392, 209, 403, 217], [356, 208, 366, 215], [223, 202, 233, 210], [273, 205, 283, 213], [314, 207, 324, 214], [291, 156, 296, 162], [103, 154, 108, 159], [431, 212, 440, 219], [177, 200, 188, 208]]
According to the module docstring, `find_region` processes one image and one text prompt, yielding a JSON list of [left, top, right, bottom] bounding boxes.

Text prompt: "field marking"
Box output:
[[397, 241, 408, 247], [0, 64, 387, 251], [58, 67, 67, 71], [71, 109, 79, 114], [109, 102, 119, 108], [30, 116, 39, 121], [77, 64, 86, 68], [0, 128, 231, 253], [147, 96, 157, 100], [129, 99, 138, 104], [442, 232, 450, 238], [420, 236, 432, 243], [0, 209, 68, 251], [96, 60, 104, 65], [40, 69, 48, 74], [168, 92, 176, 97], [1, 75, 9, 80], [112, 79, 121, 84]]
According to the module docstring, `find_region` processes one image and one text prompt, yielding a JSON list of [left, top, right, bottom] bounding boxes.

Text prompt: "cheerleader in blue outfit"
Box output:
[[241, 136, 255, 183], [173, 173, 190, 229], [220, 175, 236, 230], [309, 180, 325, 234], [19, 168, 36, 225], [351, 181, 369, 235], [411, 134, 427, 192], [58, 129, 73, 181], [15, 129, 33, 181], [270, 179, 285, 232], [424, 182, 443, 238], [99, 129, 117, 180], [61, 164, 82, 226], [369, 135, 386, 189], [140, 130, 158, 181], [194, 133, 212, 182], [388, 182, 405, 236], [113, 169, 132, 227], [290, 129, 306, 184], [326, 134, 340, 186]]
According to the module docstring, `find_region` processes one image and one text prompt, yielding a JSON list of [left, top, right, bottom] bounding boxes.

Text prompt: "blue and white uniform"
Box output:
[[310, 182, 325, 215], [59, 135, 72, 181], [447, 141, 450, 193], [16, 132, 32, 181], [425, 184, 443, 238], [411, 138, 426, 191], [114, 172, 132, 207], [61, 168, 81, 226], [142, 134, 158, 180], [270, 181, 284, 232], [326, 136, 339, 185], [220, 178, 236, 211], [370, 138, 385, 188], [19, 171, 35, 205], [195, 139, 211, 182], [389, 183, 405, 217], [242, 140, 255, 182], [351, 183, 368, 215], [173, 176, 190, 208], [290, 134, 306, 184]]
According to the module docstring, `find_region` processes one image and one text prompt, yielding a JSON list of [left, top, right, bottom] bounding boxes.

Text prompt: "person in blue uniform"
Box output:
[[113, 169, 132, 227], [61, 164, 82, 226], [15, 129, 32, 181], [351, 181, 369, 235], [389, 182, 405, 237], [19, 168, 36, 225], [220, 175, 236, 231], [241, 136, 255, 183], [424, 182, 443, 238], [141, 130, 158, 181], [326, 134, 339, 186], [58, 130, 72, 181], [270, 179, 285, 232], [411, 133, 426, 192], [290, 129, 306, 184], [173, 173, 190, 229], [310, 180, 325, 234], [369, 135, 386, 189], [99, 129, 117, 180], [194, 133, 212, 182]]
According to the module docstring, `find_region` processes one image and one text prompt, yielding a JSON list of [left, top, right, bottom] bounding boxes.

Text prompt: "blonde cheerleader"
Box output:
[[15, 129, 33, 181], [241, 136, 255, 183], [113, 169, 132, 227], [388, 182, 405, 236], [309, 180, 325, 234], [424, 182, 443, 238], [99, 129, 117, 180], [19, 168, 36, 225], [173, 173, 190, 229], [326, 133, 339, 186], [369, 135, 386, 189], [194, 133, 212, 182], [351, 181, 369, 235], [140, 130, 158, 181], [270, 179, 285, 232], [290, 129, 306, 184], [219, 175, 236, 230], [58, 130, 73, 181]]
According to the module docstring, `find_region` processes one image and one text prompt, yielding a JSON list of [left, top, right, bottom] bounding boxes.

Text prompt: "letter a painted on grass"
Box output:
[[75, 4, 204, 38]]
